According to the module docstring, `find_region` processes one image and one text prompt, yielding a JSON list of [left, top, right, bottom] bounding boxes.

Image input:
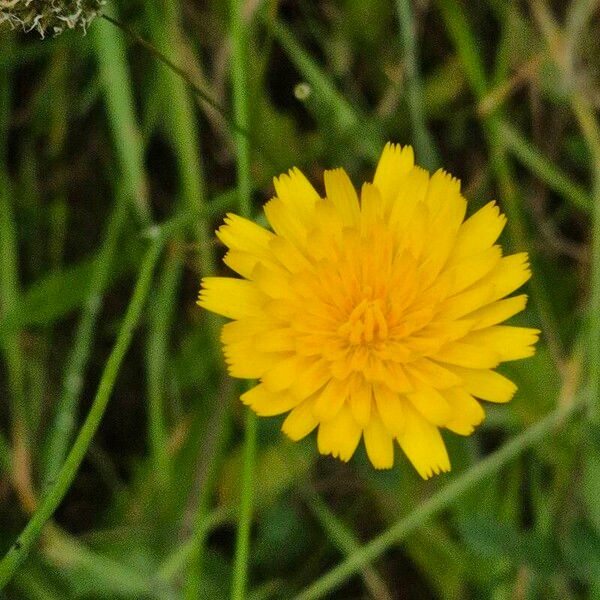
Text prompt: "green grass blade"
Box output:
[[92, 7, 152, 225], [229, 3, 258, 600], [499, 119, 590, 212], [304, 491, 392, 599], [146, 248, 182, 483], [0, 236, 165, 588], [395, 0, 439, 170], [0, 68, 33, 509], [269, 19, 382, 162], [42, 187, 129, 487], [436, 0, 487, 98], [294, 392, 587, 600]]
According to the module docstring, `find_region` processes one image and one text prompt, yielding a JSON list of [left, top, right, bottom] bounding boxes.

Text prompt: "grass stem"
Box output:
[[294, 391, 587, 600], [395, 0, 440, 170], [0, 236, 165, 588], [230, 2, 258, 599]]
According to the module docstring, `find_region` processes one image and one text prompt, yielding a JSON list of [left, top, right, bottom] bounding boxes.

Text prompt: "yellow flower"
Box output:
[[198, 144, 539, 478]]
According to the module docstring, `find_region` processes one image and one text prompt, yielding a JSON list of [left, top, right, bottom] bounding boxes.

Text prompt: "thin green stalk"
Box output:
[[144, 0, 216, 489], [231, 409, 257, 600], [395, 0, 439, 170], [304, 491, 392, 600], [101, 14, 280, 171], [146, 248, 182, 482], [0, 38, 27, 465], [183, 385, 233, 599], [42, 188, 129, 487], [269, 20, 382, 162], [0, 431, 11, 475], [294, 392, 587, 600], [230, 3, 257, 599], [145, 0, 215, 277], [100, 13, 247, 143], [92, 8, 152, 225], [141, 189, 234, 237], [159, 507, 233, 581], [44, 525, 174, 599], [576, 103, 600, 422], [499, 119, 590, 213], [0, 176, 33, 511], [143, 1, 228, 592], [0, 236, 165, 589]]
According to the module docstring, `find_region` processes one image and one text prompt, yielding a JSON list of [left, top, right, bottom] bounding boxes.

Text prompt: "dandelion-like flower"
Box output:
[[198, 144, 539, 478], [0, 0, 104, 37]]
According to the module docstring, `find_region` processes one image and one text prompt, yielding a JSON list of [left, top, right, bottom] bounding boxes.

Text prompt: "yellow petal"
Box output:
[[373, 142, 414, 207], [364, 412, 394, 469], [255, 328, 297, 353], [264, 197, 307, 247], [407, 385, 451, 426], [449, 366, 517, 403], [467, 294, 528, 330], [404, 200, 429, 261], [440, 246, 502, 296], [262, 355, 309, 392], [433, 341, 501, 369], [435, 285, 497, 321], [477, 253, 532, 302], [405, 358, 463, 389], [223, 340, 283, 378], [412, 320, 473, 346], [442, 387, 485, 435], [241, 384, 302, 416], [397, 403, 450, 479], [360, 183, 385, 235], [388, 165, 429, 227], [374, 384, 406, 436], [348, 379, 372, 426], [220, 318, 270, 345], [449, 201, 506, 262], [216, 213, 274, 253], [313, 377, 347, 421], [423, 173, 466, 275], [282, 398, 319, 441], [380, 361, 413, 393], [425, 169, 465, 219], [317, 405, 361, 462], [461, 326, 540, 362], [223, 250, 258, 278], [291, 360, 331, 400], [198, 277, 265, 320], [251, 262, 293, 299], [268, 237, 312, 273], [324, 168, 360, 227], [273, 167, 320, 224]]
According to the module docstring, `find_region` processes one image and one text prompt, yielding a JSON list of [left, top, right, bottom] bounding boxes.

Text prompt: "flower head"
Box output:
[[0, 0, 104, 37], [198, 144, 539, 478]]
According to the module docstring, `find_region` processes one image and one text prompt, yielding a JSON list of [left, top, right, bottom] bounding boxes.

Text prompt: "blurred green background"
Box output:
[[1, 0, 599, 598]]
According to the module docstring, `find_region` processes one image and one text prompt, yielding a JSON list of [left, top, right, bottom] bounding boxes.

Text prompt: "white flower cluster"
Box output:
[[0, 0, 105, 37]]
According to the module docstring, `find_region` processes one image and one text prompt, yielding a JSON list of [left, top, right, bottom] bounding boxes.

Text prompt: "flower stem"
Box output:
[[231, 409, 257, 600], [230, 1, 257, 599]]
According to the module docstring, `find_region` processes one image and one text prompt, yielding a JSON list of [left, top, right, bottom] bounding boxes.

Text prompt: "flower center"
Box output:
[[338, 296, 389, 345]]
